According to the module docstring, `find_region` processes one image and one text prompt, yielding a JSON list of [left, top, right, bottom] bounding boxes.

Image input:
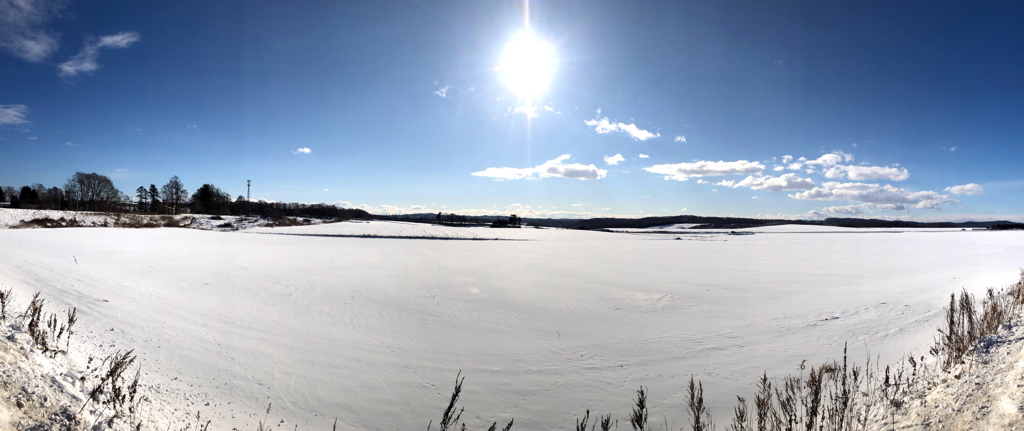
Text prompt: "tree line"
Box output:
[[2, 172, 369, 220]]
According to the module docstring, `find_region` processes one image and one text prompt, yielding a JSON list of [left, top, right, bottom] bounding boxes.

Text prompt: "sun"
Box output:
[[498, 30, 555, 104]]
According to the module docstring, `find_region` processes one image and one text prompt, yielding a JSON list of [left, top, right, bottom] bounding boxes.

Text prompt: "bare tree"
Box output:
[[160, 176, 188, 215], [39, 186, 64, 210], [64, 172, 121, 211]]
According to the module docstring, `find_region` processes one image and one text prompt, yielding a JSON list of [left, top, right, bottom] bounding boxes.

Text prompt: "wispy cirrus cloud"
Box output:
[[58, 31, 141, 77], [643, 160, 764, 181], [584, 116, 660, 141], [434, 85, 450, 98], [945, 183, 984, 196], [674, 136, 686, 143], [472, 154, 607, 180], [0, 0, 66, 63], [0, 105, 30, 125]]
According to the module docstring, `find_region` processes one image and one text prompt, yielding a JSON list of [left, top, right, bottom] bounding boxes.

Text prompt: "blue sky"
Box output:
[[1, 0, 1022, 221]]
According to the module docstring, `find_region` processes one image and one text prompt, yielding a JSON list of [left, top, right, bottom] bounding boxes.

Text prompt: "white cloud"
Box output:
[[790, 182, 957, 210], [293, 147, 311, 154], [409, 205, 427, 211], [434, 85, 451, 98], [63, 141, 79, 147], [472, 154, 607, 181], [674, 135, 686, 143], [781, 155, 793, 163], [950, 146, 957, 152], [57, 31, 141, 77], [819, 203, 914, 215], [696, 179, 708, 184], [773, 166, 785, 171], [805, 150, 854, 167], [643, 160, 765, 181], [27, 136, 37, 140], [721, 173, 817, 192], [680, 208, 687, 212], [584, 117, 660, 141], [944, 183, 984, 196], [0, 105, 30, 125], [0, 0, 64, 62], [638, 153, 649, 158], [511, 104, 553, 118], [323, 189, 330, 192], [823, 165, 910, 181], [333, 201, 351, 207], [821, 204, 868, 215], [603, 154, 625, 165]]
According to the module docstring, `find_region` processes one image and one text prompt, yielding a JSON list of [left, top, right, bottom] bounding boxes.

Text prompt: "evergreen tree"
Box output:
[[19, 185, 39, 201], [136, 186, 148, 212], [148, 184, 161, 213]]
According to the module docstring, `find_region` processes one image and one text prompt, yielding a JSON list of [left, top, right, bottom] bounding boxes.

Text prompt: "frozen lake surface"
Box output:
[[1, 220, 1021, 430]]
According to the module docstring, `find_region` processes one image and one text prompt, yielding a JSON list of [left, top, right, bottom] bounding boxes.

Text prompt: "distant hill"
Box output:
[[525, 215, 1013, 230], [376, 213, 1014, 230]]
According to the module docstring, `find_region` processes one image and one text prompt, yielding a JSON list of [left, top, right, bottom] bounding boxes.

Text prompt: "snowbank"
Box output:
[[0, 209, 121, 229], [876, 322, 1024, 430]]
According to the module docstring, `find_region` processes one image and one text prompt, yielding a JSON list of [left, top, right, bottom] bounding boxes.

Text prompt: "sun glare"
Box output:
[[498, 30, 555, 104]]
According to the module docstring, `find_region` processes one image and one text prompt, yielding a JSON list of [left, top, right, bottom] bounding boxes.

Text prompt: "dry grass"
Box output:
[[19, 291, 77, 358], [0, 286, 12, 321], [79, 350, 143, 430], [930, 269, 1024, 371]]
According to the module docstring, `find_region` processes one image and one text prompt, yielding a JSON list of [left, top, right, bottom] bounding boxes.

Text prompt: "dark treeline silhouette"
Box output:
[[490, 214, 521, 228], [3, 172, 370, 221], [434, 212, 486, 226], [988, 223, 1024, 230], [244, 201, 369, 220]]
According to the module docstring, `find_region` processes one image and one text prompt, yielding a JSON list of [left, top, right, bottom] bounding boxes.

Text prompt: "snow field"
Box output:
[[0, 221, 1022, 430]]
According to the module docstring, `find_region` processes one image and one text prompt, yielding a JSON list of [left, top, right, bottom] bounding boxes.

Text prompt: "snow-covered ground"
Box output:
[[1, 219, 1022, 430]]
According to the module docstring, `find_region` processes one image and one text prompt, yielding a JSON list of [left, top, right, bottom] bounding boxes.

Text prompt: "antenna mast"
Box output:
[[246, 179, 251, 216]]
